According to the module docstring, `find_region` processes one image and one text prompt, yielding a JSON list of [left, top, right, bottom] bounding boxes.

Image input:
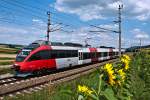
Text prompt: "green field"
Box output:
[[0, 47, 18, 54], [0, 57, 14, 60], [3, 51, 150, 100], [0, 46, 16, 66], [0, 46, 16, 74], [0, 67, 13, 75]]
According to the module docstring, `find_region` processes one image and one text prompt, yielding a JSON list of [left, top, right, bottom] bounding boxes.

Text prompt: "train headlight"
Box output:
[[11, 64, 20, 71]]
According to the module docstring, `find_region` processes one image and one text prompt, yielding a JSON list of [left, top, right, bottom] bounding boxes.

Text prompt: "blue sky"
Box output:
[[0, 0, 150, 48]]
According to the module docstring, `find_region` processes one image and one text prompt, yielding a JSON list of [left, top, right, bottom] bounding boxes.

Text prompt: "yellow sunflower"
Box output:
[[118, 69, 126, 82], [108, 72, 116, 86], [78, 85, 93, 95], [123, 55, 131, 61], [121, 57, 130, 70], [104, 63, 113, 72], [104, 63, 116, 86]]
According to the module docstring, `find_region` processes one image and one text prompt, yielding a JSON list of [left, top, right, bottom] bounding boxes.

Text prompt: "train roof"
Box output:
[[23, 40, 123, 51], [31, 40, 83, 47]]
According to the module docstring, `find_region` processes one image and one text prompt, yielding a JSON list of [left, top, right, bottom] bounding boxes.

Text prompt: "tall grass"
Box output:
[[0, 61, 13, 65], [129, 52, 150, 100]]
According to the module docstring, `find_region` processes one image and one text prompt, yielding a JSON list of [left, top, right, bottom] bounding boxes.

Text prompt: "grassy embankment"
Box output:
[[4, 50, 150, 100], [0, 47, 18, 75]]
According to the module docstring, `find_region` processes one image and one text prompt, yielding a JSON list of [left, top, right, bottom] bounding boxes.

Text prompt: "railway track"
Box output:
[[0, 59, 118, 98], [0, 77, 18, 85]]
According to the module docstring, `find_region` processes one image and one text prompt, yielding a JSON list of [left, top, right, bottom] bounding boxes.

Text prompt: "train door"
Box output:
[[89, 48, 98, 62], [109, 48, 113, 59], [78, 50, 83, 65]]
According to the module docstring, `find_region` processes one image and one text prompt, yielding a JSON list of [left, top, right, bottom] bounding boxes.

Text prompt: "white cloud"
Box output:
[[32, 18, 46, 30], [1, 23, 143, 48], [0, 25, 46, 45], [50, 25, 118, 47], [0, 26, 28, 34], [54, 0, 150, 21], [131, 28, 149, 39], [135, 34, 149, 39]]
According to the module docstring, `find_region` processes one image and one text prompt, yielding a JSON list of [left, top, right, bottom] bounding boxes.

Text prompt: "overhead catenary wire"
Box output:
[[2, 0, 83, 29], [0, 0, 76, 29], [0, 0, 123, 48]]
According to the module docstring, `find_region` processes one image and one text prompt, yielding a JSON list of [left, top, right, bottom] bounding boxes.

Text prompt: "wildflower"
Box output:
[[104, 63, 116, 86], [78, 85, 93, 95], [104, 63, 113, 72], [118, 69, 126, 82], [123, 54, 131, 61], [108, 72, 116, 86], [121, 57, 130, 70]]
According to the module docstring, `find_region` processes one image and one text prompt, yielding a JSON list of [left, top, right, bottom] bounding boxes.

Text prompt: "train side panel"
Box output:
[[82, 48, 91, 64], [55, 57, 78, 69]]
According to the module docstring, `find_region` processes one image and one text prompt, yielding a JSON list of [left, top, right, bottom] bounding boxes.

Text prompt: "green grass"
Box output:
[[0, 67, 13, 75], [128, 52, 150, 100], [0, 47, 18, 54], [0, 47, 18, 50], [0, 51, 17, 54], [0, 57, 14, 60], [4, 70, 99, 100], [0, 61, 13, 65]]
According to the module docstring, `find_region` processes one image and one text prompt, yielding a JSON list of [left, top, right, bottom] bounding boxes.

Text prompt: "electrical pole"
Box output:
[[118, 4, 123, 57], [47, 11, 50, 44], [84, 37, 91, 47], [89, 4, 123, 57], [139, 38, 142, 51]]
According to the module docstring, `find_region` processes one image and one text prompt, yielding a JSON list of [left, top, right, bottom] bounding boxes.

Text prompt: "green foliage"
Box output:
[[0, 57, 14, 60], [4, 52, 150, 100], [0, 61, 13, 65], [129, 52, 150, 100], [102, 87, 117, 100], [0, 68, 13, 75]]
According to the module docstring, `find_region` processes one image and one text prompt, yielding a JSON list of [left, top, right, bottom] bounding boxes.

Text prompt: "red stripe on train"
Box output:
[[89, 48, 98, 62]]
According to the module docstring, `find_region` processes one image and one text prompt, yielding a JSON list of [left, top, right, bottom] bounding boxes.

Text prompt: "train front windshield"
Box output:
[[16, 50, 31, 62]]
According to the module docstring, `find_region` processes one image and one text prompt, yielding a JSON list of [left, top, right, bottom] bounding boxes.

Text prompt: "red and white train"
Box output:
[[12, 40, 125, 77]]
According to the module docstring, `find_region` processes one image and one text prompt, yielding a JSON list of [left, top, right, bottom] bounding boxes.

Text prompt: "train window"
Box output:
[[66, 50, 72, 57], [51, 50, 58, 58], [28, 50, 51, 61], [109, 52, 113, 56], [98, 52, 101, 57], [113, 52, 115, 55], [40, 50, 50, 59], [51, 50, 78, 59], [82, 52, 90, 59], [28, 52, 42, 61], [58, 50, 66, 58], [83, 53, 87, 59], [90, 52, 95, 58], [116, 52, 119, 55], [71, 50, 78, 57], [104, 52, 108, 57], [87, 53, 90, 58], [96, 52, 98, 58], [101, 52, 104, 57], [16, 56, 26, 62]]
